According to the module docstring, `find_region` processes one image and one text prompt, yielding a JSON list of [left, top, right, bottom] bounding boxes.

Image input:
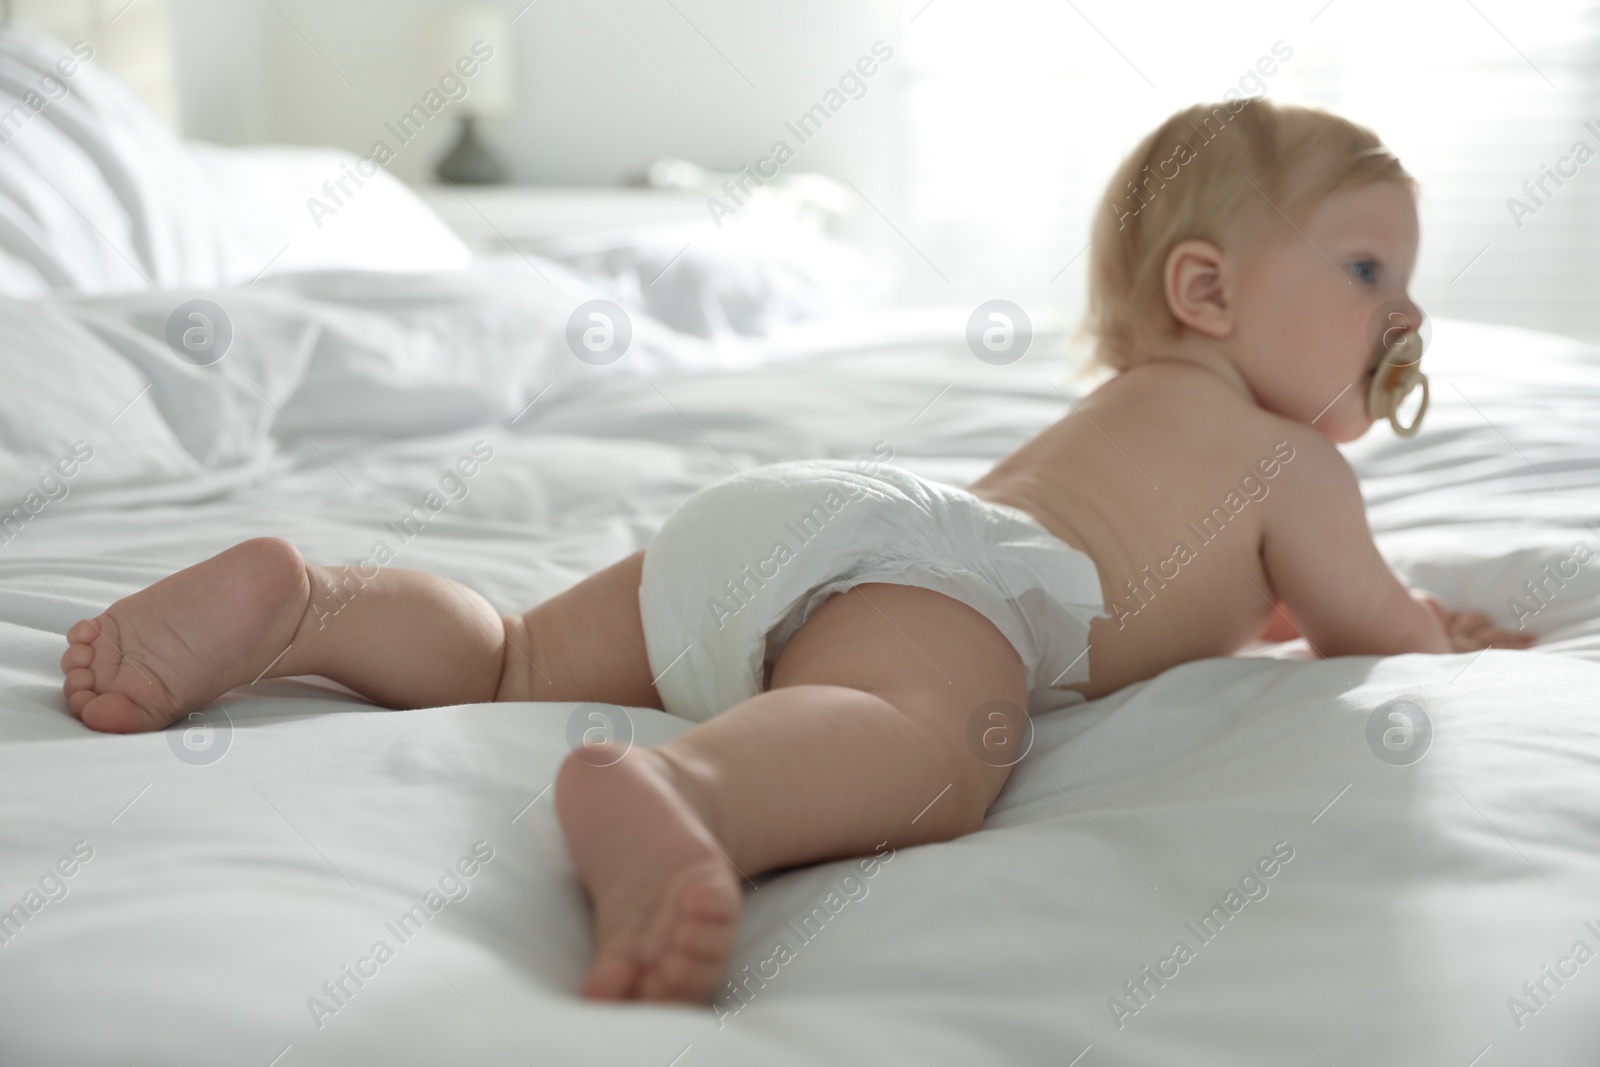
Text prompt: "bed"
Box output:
[[2, 21, 1599, 1067]]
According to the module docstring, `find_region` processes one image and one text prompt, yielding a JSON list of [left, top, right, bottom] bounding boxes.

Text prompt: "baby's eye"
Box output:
[[1348, 260, 1378, 285]]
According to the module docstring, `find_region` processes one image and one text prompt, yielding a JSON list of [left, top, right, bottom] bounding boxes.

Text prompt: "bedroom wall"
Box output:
[[167, 0, 897, 199], [165, 0, 272, 145], [159, 1, 1600, 340], [14, 0, 182, 126]]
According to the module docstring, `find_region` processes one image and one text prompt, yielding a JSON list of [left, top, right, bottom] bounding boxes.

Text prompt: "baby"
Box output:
[[59, 99, 1532, 1006]]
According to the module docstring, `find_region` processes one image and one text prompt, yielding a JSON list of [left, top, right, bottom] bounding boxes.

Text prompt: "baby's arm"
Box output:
[[1262, 434, 1462, 658]]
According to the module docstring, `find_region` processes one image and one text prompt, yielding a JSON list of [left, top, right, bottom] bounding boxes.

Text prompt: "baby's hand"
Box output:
[[1445, 611, 1537, 652], [1414, 591, 1537, 652]]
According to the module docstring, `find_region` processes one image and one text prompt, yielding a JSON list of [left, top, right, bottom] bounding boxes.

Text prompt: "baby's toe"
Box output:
[[79, 691, 162, 734], [640, 946, 723, 1002], [67, 686, 94, 718], [582, 949, 641, 1000], [60, 643, 93, 672], [669, 906, 738, 970], [66, 617, 103, 645]]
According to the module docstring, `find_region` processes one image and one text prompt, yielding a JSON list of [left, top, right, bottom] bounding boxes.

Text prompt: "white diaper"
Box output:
[[637, 459, 1109, 724]]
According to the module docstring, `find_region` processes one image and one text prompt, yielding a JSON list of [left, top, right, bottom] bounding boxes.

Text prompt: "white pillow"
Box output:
[[0, 25, 469, 297], [186, 143, 472, 281], [0, 24, 250, 294]]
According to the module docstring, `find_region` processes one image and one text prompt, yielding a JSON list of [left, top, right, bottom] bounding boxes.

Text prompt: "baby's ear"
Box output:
[[1163, 239, 1234, 340]]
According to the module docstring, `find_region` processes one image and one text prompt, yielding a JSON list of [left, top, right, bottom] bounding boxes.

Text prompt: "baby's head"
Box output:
[[1080, 99, 1422, 442]]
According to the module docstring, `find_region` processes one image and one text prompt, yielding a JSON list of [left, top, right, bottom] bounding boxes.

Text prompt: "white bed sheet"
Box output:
[[1, 311, 1599, 1066]]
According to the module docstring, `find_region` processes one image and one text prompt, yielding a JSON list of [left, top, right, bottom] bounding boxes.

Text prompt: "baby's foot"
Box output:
[[59, 537, 311, 733], [555, 746, 742, 1003]]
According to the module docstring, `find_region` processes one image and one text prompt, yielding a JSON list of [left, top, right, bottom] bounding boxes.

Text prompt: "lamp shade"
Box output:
[[431, 3, 514, 117]]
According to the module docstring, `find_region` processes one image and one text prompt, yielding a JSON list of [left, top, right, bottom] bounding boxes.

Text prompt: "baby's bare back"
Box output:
[[967, 362, 1333, 698]]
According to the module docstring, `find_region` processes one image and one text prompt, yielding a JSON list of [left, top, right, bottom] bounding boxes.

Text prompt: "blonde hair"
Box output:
[[1076, 98, 1417, 375]]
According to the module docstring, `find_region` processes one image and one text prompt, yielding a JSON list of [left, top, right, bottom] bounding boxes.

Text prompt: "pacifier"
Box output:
[[1366, 328, 1429, 437]]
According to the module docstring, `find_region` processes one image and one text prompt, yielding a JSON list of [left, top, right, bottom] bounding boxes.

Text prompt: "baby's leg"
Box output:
[[60, 536, 621, 732], [556, 581, 1027, 1002]]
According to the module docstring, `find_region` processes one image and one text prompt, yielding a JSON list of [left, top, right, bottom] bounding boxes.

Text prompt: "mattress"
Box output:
[[2, 283, 1599, 1066]]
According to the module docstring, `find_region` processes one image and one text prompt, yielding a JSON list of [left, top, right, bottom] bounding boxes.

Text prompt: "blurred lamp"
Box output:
[[433, 3, 514, 184]]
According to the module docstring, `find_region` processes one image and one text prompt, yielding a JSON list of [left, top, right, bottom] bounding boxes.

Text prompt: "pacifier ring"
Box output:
[[1385, 374, 1429, 437], [1366, 330, 1430, 437]]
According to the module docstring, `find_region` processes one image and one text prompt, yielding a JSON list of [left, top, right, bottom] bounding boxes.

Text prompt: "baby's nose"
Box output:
[[1398, 297, 1426, 334]]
